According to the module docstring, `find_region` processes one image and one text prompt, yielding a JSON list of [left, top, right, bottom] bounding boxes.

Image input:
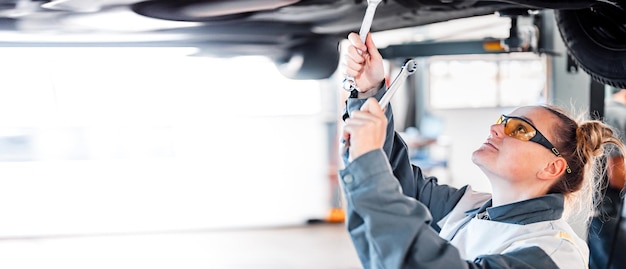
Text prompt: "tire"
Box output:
[[276, 36, 341, 80], [555, 4, 626, 89]]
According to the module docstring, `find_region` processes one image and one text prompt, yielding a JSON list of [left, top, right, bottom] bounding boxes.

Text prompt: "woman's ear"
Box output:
[[538, 158, 568, 180]]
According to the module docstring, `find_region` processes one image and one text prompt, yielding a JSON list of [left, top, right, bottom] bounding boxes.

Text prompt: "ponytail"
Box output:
[[543, 105, 625, 222]]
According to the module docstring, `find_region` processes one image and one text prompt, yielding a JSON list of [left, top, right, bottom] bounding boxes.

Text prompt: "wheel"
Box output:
[[555, 3, 626, 88], [276, 36, 341, 80]]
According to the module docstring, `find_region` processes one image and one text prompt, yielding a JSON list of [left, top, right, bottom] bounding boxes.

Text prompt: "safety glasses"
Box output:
[[496, 115, 571, 174]]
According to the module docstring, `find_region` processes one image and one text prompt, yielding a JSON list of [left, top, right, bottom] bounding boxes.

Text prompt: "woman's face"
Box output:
[[471, 106, 561, 181]]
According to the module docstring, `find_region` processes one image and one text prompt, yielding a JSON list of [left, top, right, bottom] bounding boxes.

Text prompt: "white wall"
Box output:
[[0, 52, 334, 237]]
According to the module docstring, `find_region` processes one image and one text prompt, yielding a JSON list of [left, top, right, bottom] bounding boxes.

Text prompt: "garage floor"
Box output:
[[0, 223, 361, 269]]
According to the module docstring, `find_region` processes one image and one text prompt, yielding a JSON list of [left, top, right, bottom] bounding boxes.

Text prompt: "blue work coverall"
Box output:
[[339, 87, 589, 269]]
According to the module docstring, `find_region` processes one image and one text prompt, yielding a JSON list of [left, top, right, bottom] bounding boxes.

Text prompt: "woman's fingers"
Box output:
[[347, 32, 367, 53], [342, 98, 387, 160], [345, 62, 364, 78]]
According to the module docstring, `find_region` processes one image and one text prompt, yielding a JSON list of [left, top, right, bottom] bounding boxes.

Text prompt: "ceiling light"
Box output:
[[41, 0, 103, 13], [181, 0, 299, 18]]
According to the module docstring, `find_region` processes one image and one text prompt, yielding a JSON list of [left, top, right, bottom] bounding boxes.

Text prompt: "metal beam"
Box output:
[[379, 39, 509, 59]]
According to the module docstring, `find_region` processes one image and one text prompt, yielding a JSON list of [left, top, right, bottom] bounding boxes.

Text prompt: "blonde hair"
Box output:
[[542, 105, 625, 223]]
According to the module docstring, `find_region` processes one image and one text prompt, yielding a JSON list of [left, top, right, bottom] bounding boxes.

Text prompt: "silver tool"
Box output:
[[378, 59, 418, 109], [343, 59, 418, 155], [342, 0, 383, 92]]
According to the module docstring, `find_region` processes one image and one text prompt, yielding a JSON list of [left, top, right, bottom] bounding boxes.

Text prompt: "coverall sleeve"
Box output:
[[340, 150, 468, 268]]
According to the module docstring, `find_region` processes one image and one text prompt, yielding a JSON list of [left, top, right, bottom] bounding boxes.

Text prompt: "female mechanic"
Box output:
[[339, 32, 626, 268]]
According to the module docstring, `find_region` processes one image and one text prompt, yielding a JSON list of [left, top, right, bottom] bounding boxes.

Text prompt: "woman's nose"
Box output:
[[490, 123, 504, 138]]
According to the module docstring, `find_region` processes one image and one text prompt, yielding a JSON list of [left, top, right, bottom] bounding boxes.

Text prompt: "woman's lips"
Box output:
[[483, 139, 498, 150]]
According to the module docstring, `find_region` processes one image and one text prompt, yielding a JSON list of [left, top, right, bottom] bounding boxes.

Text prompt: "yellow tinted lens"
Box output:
[[495, 115, 505, 124], [503, 118, 536, 141]]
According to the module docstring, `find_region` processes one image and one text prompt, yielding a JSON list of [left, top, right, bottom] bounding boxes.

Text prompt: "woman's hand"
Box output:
[[344, 32, 385, 95], [342, 98, 387, 162]]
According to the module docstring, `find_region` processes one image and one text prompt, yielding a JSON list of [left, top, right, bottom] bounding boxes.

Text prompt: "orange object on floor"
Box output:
[[326, 207, 346, 223]]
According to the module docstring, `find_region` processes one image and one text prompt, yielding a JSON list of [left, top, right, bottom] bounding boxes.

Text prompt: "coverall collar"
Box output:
[[465, 193, 564, 224]]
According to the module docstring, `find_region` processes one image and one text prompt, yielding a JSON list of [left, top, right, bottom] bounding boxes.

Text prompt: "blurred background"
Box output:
[[0, 2, 619, 268]]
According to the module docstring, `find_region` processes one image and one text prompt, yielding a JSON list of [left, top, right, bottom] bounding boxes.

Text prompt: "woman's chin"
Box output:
[[471, 149, 483, 165]]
